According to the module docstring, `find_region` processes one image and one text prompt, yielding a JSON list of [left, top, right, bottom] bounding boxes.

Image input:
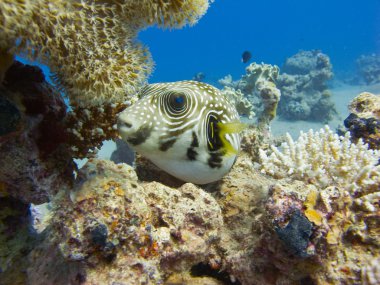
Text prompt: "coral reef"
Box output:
[[356, 54, 380, 84], [219, 62, 281, 130], [27, 159, 223, 285], [344, 92, 380, 150], [1, 0, 214, 157], [277, 50, 336, 121], [65, 102, 128, 158], [1, 120, 379, 284], [0, 0, 213, 107], [259, 125, 380, 193], [0, 61, 74, 204], [1, 58, 378, 283], [257, 125, 380, 283]]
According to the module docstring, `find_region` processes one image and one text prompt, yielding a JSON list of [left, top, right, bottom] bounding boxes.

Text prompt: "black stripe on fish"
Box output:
[[208, 151, 223, 168], [207, 114, 223, 151], [159, 138, 177, 151], [127, 125, 152, 146], [191, 131, 199, 147], [187, 148, 198, 160], [187, 131, 199, 160]]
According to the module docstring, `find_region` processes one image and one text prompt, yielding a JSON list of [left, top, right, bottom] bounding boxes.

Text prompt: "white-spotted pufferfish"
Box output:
[[117, 80, 246, 184]]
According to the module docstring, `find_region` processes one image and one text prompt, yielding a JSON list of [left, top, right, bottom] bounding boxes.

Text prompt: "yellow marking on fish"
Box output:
[[218, 121, 247, 156]]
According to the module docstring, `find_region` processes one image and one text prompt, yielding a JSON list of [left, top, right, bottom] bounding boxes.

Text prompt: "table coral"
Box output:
[[1, 0, 214, 157], [0, 0, 213, 107]]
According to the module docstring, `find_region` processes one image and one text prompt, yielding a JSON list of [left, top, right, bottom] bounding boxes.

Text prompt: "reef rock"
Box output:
[[0, 61, 74, 204], [277, 50, 336, 121], [21, 124, 380, 285], [0, 197, 40, 285], [28, 159, 223, 285], [344, 92, 380, 149], [219, 62, 281, 130], [356, 54, 380, 85]]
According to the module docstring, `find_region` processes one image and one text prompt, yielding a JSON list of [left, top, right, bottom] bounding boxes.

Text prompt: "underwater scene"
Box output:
[[0, 0, 379, 284]]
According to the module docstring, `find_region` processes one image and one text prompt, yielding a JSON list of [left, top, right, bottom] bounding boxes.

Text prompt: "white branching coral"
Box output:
[[259, 126, 380, 194]]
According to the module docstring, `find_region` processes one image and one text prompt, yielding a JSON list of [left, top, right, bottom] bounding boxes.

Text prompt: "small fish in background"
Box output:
[[241, 50, 252, 63], [192, 72, 205, 82]]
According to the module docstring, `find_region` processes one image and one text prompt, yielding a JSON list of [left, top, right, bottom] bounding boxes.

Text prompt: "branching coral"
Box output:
[[259, 126, 380, 194], [0, 0, 213, 106]]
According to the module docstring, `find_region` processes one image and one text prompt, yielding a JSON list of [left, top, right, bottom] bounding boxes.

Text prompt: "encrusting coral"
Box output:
[[219, 62, 281, 130], [344, 92, 380, 150]]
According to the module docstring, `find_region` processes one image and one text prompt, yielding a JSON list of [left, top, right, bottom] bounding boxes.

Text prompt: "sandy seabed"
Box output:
[[271, 82, 380, 138]]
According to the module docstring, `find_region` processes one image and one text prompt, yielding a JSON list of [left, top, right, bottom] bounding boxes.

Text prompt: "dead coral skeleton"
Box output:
[[259, 125, 380, 195]]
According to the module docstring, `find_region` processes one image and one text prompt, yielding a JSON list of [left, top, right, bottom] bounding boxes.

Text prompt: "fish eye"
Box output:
[[169, 93, 186, 111]]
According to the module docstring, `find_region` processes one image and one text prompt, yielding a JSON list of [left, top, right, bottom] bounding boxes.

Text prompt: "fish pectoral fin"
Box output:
[[217, 121, 247, 134], [217, 120, 247, 156]]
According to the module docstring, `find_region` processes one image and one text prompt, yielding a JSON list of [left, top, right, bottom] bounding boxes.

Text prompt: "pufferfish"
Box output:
[[117, 80, 246, 184]]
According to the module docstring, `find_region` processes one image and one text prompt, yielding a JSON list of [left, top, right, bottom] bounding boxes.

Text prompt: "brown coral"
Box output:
[[0, 0, 213, 107]]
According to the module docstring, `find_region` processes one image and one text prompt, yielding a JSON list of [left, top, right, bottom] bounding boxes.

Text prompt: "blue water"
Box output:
[[140, 0, 380, 83], [17, 0, 380, 85]]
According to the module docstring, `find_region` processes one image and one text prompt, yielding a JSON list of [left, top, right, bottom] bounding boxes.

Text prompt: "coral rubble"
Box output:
[[344, 92, 380, 150], [277, 50, 336, 121]]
